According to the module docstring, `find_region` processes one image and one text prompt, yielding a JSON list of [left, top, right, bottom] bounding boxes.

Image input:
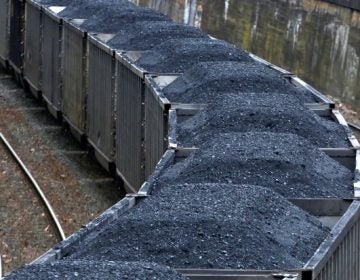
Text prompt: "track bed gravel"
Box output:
[[162, 61, 318, 103], [176, 92, 349, 148], [3, 261, 188, 280], [66, 183, 329, 270], [157, 132, 353, 198], [0, 69, 123, 273], [136, 38, 251, 72]]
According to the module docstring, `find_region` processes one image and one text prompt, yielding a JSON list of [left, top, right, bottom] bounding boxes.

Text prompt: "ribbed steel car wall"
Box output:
[[9, 0, 24, 71], [23, 1, 41, 94], [0, 0, 10, 67], [144, 85, 168, 179], [313, 220, 360, 279], [116, 62, 144, 192], [62, 24, 87, 135], [303, 201, 360, 280], [87, 41, 115, 166], [41, 11, 62, 115]]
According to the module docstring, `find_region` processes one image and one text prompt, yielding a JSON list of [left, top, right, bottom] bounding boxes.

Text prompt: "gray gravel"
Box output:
[[162, 61, 318, 103], [136, 38, 251, 73], [107, 21, 207, 51], [176, 92, 349, 148], [66, 183, 329, 270], [3, 261, 188, 280], [157, 132, 353, 198]]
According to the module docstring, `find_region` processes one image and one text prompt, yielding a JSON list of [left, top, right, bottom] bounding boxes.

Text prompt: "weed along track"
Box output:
[[1, 0, 360, 279]]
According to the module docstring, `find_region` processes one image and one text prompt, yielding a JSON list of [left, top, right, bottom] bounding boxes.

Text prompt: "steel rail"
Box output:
[[0, 133, 66, 241]]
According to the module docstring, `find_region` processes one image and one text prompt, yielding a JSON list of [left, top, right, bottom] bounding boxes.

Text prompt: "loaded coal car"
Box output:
[[23, 0, 74, 99], [83, 6, 172, 172], [39, 0, 166, 120], [50, 0, 141, 141], [88, 21, 210, 192], [143, 60, 352, 181], [1, 1, 360, 280], [87, 33, 253, 190]]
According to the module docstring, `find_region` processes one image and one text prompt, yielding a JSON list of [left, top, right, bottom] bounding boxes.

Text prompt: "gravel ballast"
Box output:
[[162, 61, 318, 103], [176, 92, 349, 148], [3, 261, 188, 280], [66, 183, 329, 270], [157, 132, 353, 198], [136, 38, 252, 73], [107, 21, 207, 51]]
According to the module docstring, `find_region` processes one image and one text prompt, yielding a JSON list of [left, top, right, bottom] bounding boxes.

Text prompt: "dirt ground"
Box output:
[[0, 68, 124, 274]]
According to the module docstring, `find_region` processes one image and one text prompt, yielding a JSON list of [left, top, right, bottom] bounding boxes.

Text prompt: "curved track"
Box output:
[[0, 133, 66, 241]]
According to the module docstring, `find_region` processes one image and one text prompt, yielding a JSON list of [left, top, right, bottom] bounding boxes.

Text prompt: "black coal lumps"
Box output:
[[136, 38, 252, 73], [80, 7, 170, 33], [3, 261, 189, 280], [162, 61, 318, 103], [158, 132, 353, 198], [58, 0, 134, 19], [107, 21, 207, 51], [67, 183, 329, 270], [37, 0, 74, 5], [176, 92, 349, 148]]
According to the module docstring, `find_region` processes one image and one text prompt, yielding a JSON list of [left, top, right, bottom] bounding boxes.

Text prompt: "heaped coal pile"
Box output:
[[37, 0, 74, 4], [176, 92, 349, 148], [106, 21, 207, 51], [79, 7, 170, 34], [67, 183, 329, 270], [58, 0, 134, 19], [3, 261, 188, 280], [162, 61, 317, 104], [135, 38, 252, 73], [158, 132, 353, 198]]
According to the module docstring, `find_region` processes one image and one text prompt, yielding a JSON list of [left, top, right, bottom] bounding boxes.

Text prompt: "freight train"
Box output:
[[1, 0, 360, 279]]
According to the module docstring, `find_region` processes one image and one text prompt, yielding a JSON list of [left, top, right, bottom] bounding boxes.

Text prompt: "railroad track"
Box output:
[[0, 133, 66, 242]]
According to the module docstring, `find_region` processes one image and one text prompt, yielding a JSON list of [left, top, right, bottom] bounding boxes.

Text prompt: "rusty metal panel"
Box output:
[[0, 0, 10, 67], [62, 22, 87, 135], [87, 37, 115, 166], [115, 60, 144, 193], [41, 8, 63, 116], [23, 0, 41, 92], [9, 0, 24, 70]]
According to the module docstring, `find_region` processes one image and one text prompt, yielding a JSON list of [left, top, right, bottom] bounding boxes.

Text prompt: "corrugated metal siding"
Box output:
[[42, 13, 62, 109], [23, 2, 41, 89], [62, 25, 87, 133], [115, 61, 144, 192], [0, 0, 10, 62], [313, 219, 360, 280], [144, 86, 168, 179], [87, 41, 115, 160], [9, 0, 24, 69]]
